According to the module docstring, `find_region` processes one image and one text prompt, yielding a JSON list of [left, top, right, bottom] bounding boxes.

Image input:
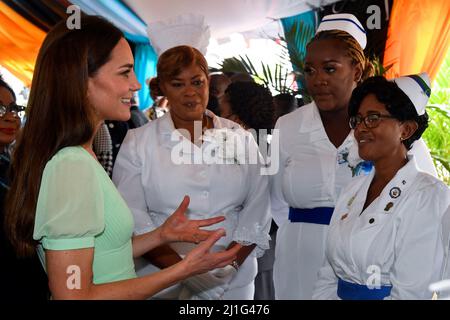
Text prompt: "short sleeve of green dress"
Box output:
[[33, 146, 136, 284]]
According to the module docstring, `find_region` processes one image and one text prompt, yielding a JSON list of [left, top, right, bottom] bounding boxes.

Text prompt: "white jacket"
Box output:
[[112, 110, 271, 299], [313, 156, 450, 299], [271, 102, 438, 299]]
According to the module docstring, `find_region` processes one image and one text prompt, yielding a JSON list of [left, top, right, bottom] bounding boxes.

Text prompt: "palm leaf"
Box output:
[[371, 55, 394, 76], [220, 53, 296, 95], [219, 57, 248, 74]]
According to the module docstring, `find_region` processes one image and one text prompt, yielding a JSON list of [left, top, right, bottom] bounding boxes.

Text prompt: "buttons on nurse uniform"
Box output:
[[369, 218, 375, 224]]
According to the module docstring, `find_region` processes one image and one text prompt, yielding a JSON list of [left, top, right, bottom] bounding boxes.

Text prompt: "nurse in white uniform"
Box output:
[[113, 45, 271, 300], [271, 14, 437, 299], [313, 73, 450, 300]]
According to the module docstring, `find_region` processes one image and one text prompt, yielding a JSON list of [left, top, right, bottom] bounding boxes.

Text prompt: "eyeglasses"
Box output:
[[349, 113, 396, 129], [0, 104, 25, 118]]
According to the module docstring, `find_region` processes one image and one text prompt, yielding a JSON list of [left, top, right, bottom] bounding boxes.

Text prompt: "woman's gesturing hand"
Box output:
[[182, 228, 240, 277], [159, 196, 225, 244]]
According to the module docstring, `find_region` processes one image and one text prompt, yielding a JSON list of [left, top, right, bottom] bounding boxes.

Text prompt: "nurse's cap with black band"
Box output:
[[392, 72, 431, 116], [316, 13, 367, 49]]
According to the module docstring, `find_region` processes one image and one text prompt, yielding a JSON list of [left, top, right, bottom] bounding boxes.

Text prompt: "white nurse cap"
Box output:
[[316, 13, 367, 49], [392, 72, 431, 116], [147, 14, 210, 57]]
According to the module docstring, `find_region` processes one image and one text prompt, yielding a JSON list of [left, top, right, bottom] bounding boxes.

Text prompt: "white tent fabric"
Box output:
[[71, 0, 148, 37], [123, 0, 339, 40]]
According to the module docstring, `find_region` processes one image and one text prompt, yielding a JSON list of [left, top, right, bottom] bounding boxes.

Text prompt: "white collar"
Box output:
[[350, 155, 421, 215], [158, 109, 233, 151], [297, 102, 356, 149], [298, 101, 323, 133], [159, 109, 223, 136]]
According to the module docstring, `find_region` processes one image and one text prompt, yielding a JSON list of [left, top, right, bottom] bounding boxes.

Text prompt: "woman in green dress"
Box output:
[[4, 16, 239, 300]]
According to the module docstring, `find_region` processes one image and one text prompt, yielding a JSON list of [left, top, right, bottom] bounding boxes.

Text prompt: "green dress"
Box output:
[[33, 146, 137, 284]]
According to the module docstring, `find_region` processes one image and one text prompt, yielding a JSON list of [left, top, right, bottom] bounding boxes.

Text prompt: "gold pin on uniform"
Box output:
[[347, 194, 356, 207], [384, 202, 394, 212]]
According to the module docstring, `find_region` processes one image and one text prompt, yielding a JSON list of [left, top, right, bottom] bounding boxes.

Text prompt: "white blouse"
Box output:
[[112, 110, 271, 257], [313, 156, 450, 300]]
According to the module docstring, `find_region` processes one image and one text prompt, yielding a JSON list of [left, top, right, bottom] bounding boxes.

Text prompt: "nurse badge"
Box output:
[[389, 187, 401, 199]]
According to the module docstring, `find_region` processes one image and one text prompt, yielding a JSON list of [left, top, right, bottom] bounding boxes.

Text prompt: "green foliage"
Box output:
[[280, 20, 315, 87], [219, 57, 248, 75], [278, 20, 315, 103], [371, 55, 393, 77], [422, 49, 450, 184], [219, 20, 316, 100], [219, 54, 297, 96], [423, 106, 450, 185]]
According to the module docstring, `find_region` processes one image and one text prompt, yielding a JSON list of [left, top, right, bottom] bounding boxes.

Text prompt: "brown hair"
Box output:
[[149, 45, 209, 98], [0, 74, 16, 101], [4, 16, 124, 257], [308, 30, 374, 83]]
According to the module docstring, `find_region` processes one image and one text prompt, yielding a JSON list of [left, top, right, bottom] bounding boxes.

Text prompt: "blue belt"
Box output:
[[288, 207, 334, 225], [337, 278, 392, 300]]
